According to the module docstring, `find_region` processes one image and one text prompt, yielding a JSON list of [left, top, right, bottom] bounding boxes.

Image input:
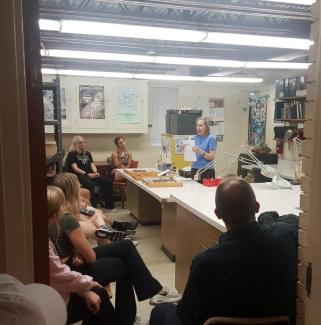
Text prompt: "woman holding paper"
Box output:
[[190, 117, 217, 181]]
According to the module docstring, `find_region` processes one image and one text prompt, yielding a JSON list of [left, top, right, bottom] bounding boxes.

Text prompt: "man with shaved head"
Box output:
[[150, 176, 297, 325]]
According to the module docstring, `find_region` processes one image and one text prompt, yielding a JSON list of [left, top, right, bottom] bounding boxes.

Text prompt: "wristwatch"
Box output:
[[201, 152, 206, 157]]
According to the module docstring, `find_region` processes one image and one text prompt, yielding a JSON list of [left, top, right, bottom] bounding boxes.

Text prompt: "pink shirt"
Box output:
[[49, 239, 93, 304]]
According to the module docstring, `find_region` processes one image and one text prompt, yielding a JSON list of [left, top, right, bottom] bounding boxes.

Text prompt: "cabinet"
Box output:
[[44, 76, 63, 173]]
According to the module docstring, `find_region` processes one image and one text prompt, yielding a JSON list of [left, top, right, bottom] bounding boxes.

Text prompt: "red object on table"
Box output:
[[202, 178, 222, 187]]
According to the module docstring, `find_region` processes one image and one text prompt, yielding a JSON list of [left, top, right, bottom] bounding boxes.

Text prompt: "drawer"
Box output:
[[199, 219, 222, 248]]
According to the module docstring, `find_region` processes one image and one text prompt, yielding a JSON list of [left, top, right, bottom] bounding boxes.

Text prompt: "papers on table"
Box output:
[[183, 140, 197, 161]]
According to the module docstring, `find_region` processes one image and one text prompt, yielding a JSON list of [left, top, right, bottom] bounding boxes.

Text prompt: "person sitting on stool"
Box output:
[[150, 175, 297, 325], [65, 135, 116, 212]]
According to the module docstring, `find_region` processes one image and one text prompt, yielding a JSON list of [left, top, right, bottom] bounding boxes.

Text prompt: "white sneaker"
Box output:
[[133, 316, 149, 325], [149, 287, 182, 306], [105, 208, 119, 213]]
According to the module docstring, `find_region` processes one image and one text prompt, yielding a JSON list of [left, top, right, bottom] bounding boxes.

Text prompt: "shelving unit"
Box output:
[[44, 76, 63, 173], [274, 96, 306, 124]]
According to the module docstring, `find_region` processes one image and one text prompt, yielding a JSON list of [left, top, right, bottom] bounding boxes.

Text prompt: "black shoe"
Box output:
[[112, 220, 138, 231], [95, 225, 126, 241]]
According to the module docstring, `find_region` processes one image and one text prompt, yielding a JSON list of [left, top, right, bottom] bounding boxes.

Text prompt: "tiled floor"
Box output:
[[106, 207, 176, 324]]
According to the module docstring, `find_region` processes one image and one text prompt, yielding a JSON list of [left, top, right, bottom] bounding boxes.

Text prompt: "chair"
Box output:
[[203, 316, 290, 325], [113, 160, 138, 209]]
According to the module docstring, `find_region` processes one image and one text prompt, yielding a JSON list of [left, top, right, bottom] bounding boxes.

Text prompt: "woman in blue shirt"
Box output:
[[191, 117, 217, 181]]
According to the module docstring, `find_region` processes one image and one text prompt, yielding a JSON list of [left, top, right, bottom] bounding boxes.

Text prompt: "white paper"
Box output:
[[214, 122, 225, 136], [183, 140, 197, 161]]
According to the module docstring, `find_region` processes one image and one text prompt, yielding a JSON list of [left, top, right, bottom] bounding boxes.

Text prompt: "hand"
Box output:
[[94, 172, 100, 177], [83, 291, 101, 314], [87, 173, 96, 179], [91, 281, 102, 288], [88, 215, 98, 224], [192, 146, 201, 153], [72, 253, 84, 266]]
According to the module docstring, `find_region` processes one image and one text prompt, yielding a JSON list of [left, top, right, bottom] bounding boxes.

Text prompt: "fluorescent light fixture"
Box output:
[[39, 19, 60, 31], [41, 49, 155, 63], [39, 19, 313, 50], [201, 77, 263, 83], [61, 20, 203, 42], [260, 0, 314, 4], [244, 62, 309, 69], [41, 49, 310, 69], [135, 74, 199, 81], [204, 32, 312, 50], [41, 68, 263, 83], [41, 68, 133, 78]]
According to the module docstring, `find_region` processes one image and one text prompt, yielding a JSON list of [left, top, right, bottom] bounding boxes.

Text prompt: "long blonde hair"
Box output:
[[69, 135, 84, 152], [52, 173, 80, 220], [47, 186, 65, 220]]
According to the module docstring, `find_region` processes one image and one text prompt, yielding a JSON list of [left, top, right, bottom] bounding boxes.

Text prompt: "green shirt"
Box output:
[[49, 213, 80, 259]]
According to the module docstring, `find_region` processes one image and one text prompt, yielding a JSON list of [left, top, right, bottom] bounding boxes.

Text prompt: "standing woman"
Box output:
[[191, 117, 217, 181], [111, 136, 133, 181]]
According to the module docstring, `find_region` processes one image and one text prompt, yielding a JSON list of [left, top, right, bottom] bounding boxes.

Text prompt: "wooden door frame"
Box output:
[[22, 0, 49, 284]]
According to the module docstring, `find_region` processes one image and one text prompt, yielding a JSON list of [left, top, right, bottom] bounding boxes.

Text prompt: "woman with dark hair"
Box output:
[[111, 136, 133, 181]]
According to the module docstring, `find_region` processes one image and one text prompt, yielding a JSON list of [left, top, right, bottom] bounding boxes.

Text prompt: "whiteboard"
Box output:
[[149, 87, 179, 146]]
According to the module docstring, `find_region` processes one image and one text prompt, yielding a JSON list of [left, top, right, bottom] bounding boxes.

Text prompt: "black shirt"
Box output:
[[176, 222, 298, 325], [65, 150, 93, 174]]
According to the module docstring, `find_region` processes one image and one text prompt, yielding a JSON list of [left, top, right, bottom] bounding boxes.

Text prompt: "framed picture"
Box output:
[[43, 89, 54, 120], [79, 85, 105, 120]]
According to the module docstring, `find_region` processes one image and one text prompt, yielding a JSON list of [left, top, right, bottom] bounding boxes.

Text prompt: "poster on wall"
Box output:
[[248, 96, 268, 145], [79, 85, 105, 119], [43, 89, 54, 120], [209, 98, 225, 142], [117, 87, 140, 124], [43, 88, 67, 120]]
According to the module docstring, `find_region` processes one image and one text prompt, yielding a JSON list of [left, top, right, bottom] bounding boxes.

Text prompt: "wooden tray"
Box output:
[[124, 169, 159, 181], [142, 177, 183, 187]]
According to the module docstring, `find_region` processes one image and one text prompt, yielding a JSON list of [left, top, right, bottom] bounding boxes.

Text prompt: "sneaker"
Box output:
[[149, 287, 182, 306], [105, 208, 119, 213], [124, 229, 136, 238], [95, 225, 126, 241], [112, 220, 138, 231], [133, 316, 148, 325]]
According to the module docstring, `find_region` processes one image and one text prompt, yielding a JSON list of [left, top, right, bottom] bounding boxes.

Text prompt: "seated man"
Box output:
[[65, 135, 116, 211], [150, 176, 298, 325]]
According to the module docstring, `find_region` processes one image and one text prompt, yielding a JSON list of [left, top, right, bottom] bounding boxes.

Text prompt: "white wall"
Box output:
[[46, 77, 293, 172]]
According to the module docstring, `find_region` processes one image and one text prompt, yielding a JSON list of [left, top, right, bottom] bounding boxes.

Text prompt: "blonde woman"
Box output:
[[47, 186, 116, 324], [50, 174, 182, 325], [65, 135, 116, 212]]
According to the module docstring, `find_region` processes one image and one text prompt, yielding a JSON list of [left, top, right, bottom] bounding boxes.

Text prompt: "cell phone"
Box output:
[[80, 208, 95, 216]]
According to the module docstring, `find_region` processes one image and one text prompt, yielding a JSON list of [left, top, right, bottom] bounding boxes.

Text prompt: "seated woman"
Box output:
[[111, 136, 133, 181], [50, 173, 181, 325], [47, 185, 116, 325], [65, 135, 116, 212]]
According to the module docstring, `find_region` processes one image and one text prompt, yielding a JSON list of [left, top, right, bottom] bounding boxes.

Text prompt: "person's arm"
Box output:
[[127, 152, 133, 168], [68, 227, 96, 263], [49, 240, 94, 293], [112, 151, 122, 168]]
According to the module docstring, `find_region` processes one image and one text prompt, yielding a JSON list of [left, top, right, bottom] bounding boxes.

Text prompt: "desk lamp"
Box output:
[[221, 145, 292, 189]]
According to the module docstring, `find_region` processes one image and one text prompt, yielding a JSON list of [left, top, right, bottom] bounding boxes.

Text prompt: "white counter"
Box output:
[[170, 183, 300, 233], [118, 168, 205, 202]]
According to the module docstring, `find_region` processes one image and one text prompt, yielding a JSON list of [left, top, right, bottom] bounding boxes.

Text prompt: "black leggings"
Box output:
[[67, 286, 116, 325], [68, 240, 163, 325], [77, 174, 114, 209]]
